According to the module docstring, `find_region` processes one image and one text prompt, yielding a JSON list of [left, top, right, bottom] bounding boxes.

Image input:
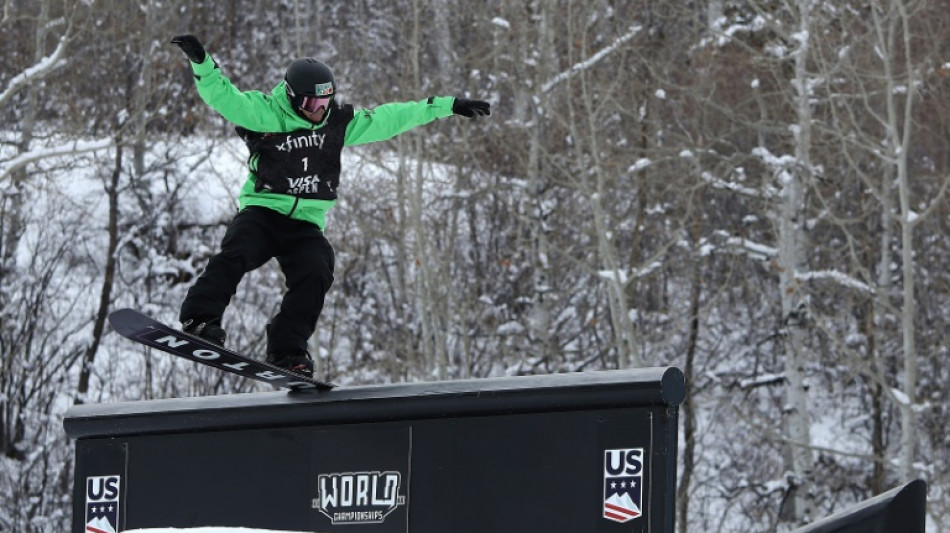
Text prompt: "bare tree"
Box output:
[[821, 0, 949, 483]]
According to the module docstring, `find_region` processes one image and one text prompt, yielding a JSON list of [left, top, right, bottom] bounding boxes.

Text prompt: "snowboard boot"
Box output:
[[266, 352, 314, 377], [182, 317, 227, 347]]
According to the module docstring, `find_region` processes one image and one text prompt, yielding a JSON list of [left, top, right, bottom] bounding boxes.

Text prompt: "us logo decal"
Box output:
[[603, 448, 643, 523], [85, 475, 121, 533]]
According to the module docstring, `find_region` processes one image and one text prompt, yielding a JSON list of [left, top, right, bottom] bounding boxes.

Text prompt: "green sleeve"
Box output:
[[191, 56, 288, 131], [344, 96, 456, 146]]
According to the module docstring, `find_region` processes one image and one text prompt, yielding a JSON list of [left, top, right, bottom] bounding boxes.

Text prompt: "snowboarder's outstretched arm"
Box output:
[[344, 96, 491, 146], [189, 61, 288, 131], [171, 34, 294, 132]]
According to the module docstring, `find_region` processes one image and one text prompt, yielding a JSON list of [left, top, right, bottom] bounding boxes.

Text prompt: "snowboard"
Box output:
[[108, 308, 335, 391]]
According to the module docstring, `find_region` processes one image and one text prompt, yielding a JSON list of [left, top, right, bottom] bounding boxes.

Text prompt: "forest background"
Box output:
[[1, 0, 949, 531]]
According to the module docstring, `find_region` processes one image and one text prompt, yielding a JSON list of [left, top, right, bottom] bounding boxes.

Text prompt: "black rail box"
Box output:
[[66, 367, 684, 533]]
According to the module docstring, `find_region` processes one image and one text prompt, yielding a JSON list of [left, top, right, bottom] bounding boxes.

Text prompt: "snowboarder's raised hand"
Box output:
[[170, 34, 207, 64], [452, 98, 491, 118]]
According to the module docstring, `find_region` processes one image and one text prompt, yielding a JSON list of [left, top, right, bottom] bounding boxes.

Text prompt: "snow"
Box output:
[[490, 17, 510, 29], [700, 171, 771, 199], [795, 269, 875, 296], [765, 42, 789, 59], [628, 157, 652, 172], [751, 146, 797, 171], [709, 14, 768, 47], [791, 30, 809, 48], [891, 388, 910, 406], [739, 372, 785, 389], [496, 320, 524, 336], [597, 269, 628, 285], [723, 234, 776, 261]]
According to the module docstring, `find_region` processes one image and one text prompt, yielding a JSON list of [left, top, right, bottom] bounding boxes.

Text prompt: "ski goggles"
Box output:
[[299, 95, 332, 113]]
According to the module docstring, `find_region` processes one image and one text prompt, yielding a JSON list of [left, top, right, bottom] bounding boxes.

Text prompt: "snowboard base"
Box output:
[[108, 308, 335, 391]]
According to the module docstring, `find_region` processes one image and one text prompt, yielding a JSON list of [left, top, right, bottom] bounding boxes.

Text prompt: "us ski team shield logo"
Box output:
[[85, 475, 121, 533], [603, 448, 643, 523]]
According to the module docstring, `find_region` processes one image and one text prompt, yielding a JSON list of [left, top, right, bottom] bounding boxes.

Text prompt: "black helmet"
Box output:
[[285, 58, 335, 113]]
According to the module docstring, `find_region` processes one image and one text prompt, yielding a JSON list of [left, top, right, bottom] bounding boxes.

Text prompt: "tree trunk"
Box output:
[[873, 0, 919, 481], [525, 3, 555, 369], [780, 0, 816, 522], [677, 210, 703, 533], [76, 142, 122, 403]]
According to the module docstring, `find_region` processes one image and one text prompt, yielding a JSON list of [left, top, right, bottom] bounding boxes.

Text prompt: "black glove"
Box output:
[[170, 34, 206, 63], [452, 98, 491, 118]]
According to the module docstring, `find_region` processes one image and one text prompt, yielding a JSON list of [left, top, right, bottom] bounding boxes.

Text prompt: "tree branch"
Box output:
[[0, 36, 68, 110], [0, 138, 112, 183]]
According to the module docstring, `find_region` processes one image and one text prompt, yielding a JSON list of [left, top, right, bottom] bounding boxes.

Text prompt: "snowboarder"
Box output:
[[170, 35, 490, 376]]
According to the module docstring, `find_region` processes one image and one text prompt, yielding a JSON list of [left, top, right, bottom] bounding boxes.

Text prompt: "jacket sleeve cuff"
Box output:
[[191, 54, 217, 78], [427, 96, 456, 117]]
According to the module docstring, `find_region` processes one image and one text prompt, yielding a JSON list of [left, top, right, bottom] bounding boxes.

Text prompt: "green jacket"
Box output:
[[190, 55, 456, 230]]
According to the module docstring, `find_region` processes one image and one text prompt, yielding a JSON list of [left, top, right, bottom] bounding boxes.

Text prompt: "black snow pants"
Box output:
[[179, 206, 334, 356]]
